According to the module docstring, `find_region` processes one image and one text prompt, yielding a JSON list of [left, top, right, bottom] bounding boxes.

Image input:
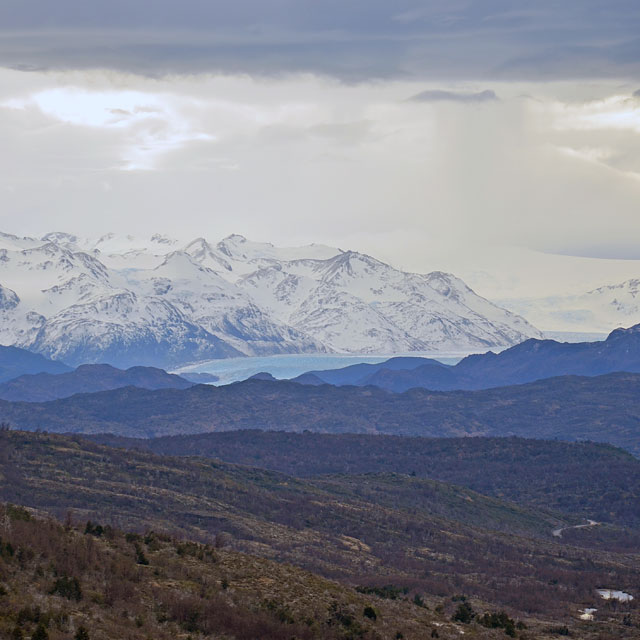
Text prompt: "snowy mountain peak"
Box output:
[[183, 237, 233, 273], [221, 233, 249, 244], [150, 233, 178, 246], [153, 250, 221, 280], [184, 237, 214, 254], [157, 250, 202, 270], [216, 234, 269, 260], [215, 235, 342, 270], [41, 232, 79, 245]]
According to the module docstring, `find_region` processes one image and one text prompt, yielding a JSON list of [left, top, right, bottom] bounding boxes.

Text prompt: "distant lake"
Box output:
[[173, 352, 470, 385]]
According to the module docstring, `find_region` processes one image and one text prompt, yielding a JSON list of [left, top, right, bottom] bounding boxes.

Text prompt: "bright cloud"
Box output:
[[3, 87, 214, 170], [548, 95, 640, 133]]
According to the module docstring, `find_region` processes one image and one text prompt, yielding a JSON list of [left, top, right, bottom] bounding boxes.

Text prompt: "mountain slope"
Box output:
[[0, 363, 193, 402], [0, 231, 541, 367], [2, 372, 640, 454], [238, 248, 541, 353]]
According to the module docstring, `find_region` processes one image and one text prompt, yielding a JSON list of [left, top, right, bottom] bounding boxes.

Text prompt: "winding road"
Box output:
[[552, 519, 600, 538]]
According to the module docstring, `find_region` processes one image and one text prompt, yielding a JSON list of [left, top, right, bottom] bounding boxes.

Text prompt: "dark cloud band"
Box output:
[[0, 2, 639, 80]]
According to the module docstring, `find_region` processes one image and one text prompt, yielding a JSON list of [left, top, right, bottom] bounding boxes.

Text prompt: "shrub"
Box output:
[[412, 593, 426, 608], [84, 521, 104, 537], [478, 610, 516, 630], [6, 505, 32, 522], [0, 538, 15, 558], [363, 606, 377, 620]]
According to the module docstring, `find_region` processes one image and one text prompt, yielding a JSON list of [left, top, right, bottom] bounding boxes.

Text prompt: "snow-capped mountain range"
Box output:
[[0, 231, 542, 368]]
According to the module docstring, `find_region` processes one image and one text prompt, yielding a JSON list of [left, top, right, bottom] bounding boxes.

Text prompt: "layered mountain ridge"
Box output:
[[3, 372, 640, 455], [293, 322, 640, 391], [0, 230, 541, 367]]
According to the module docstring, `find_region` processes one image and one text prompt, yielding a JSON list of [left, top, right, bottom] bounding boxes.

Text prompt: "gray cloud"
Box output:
[[409, 89, 498, 103], [634, 89, 640, 97], [1, 1, 640, 80]]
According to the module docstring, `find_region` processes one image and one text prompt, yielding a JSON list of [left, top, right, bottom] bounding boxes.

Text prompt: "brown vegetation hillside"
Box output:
[[0, 503, 467, 640], [0, 430, 638, 638]]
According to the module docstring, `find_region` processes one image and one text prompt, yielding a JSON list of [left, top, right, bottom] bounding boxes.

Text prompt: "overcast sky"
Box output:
[[1, 1, 640, 299]]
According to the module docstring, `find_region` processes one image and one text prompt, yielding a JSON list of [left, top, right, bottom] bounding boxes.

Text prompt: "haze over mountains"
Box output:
[[0, 320, 638, 403], [0, 231, 541, 368]]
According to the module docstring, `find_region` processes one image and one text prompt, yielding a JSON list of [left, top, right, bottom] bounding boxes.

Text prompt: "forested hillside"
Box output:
[[92, 432, 640, 529]]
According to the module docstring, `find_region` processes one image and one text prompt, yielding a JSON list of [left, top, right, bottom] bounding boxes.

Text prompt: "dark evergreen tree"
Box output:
[[134, 544, 149, 566], [452, 602, 475, 623], [363, 606, 377, 620]]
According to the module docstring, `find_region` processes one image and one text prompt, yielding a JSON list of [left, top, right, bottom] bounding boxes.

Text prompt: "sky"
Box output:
[[1, 1, 640, 302]]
